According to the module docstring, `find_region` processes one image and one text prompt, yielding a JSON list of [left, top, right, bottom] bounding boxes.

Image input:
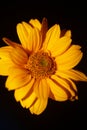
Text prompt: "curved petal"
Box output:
[[0, 59, 14, 76], [34, 78, 49, 99], [1, 39, 28, 66], [2, 37, 20, 48], [17, 22, 41, 52], [0, 46, 12, 59], [56, 69, 87, 81], [14, 77, 35, 101], [20, 92, 36, 108], [64, 78, 78, 101], [6, 67, 30, 90], [39, 78, 49, 99], [0, 46, 15, 75], [55, 45, 83, 70], [51, 74, 78, 100], [10, 45, 28, 65], [42, 24, 60, 50], [29, 98, 48, 115], [16, 23, 30, 49], [8, 66, 28, 75], [46, 77, 69, 101], [29, 19, 41, 30], [28, 27, 41, 52], [47, 73, 78, 101], [49, 36, 72, 57]]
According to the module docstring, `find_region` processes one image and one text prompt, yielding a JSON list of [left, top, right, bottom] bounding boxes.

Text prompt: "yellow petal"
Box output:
[[0, 46, 16, 75], [6, 68, 30, 90], [51, 75, 77, 98], [56, 69, 87, 81], [64, 30, 71, 38], [28, 28, 41, 52], [52, 74, 77, 99], [50, 36, 72, 57], [46, 77, 68, 101], [22, 22, 41, 52], [0, 59, 14, 76], [65, 78, 78, 101], [0, 46, 12, 59], [34, 79, 49, 99], [10, 45, 28, 65], [29, 19, 41, 30], [17, 22, 41, 52], [39, 78, 49, 99], [2, 38, 28, 66], [20, 22, 33, 51], [55, 45, 83, 70], [60, 30, 71, 38], [33, 80, 40, 98], [29, 98, 48, 115], [14, 76, 35, 101], [42, 24, 60, 50], [20, 92, 36, 108], [8, 66, 28, 75], [39, 79, 49, 99], [16, 23, 30, 49]]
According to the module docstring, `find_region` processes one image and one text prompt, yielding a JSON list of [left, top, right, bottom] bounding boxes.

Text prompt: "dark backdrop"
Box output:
[[0, 1, 87, 130]]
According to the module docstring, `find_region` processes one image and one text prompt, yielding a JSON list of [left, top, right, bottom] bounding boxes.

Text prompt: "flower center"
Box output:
[[26, 51, 56, 79]]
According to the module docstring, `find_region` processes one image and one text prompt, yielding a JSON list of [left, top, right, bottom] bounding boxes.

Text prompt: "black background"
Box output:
[[0, 1, 87, 130]]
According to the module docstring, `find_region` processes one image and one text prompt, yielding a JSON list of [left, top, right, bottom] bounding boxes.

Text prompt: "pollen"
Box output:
[[25, 51, 57, 79]]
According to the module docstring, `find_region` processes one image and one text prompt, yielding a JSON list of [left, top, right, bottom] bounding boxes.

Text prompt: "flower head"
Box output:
[[0, 18, 87, 115]]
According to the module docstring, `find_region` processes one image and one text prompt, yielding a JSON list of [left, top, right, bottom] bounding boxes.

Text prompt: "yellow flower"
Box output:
[[0, 18, 87, 115]]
